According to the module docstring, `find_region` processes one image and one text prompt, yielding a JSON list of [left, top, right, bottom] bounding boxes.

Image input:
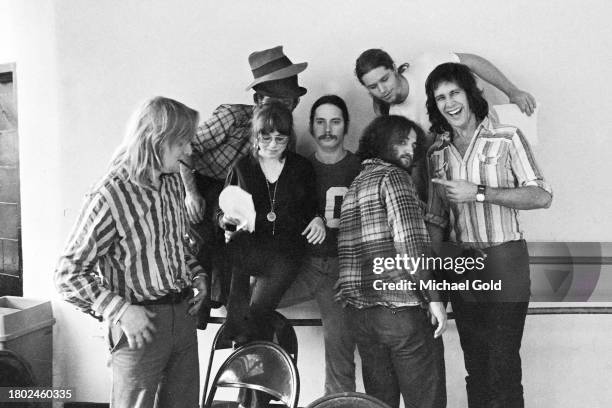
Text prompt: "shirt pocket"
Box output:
[[429, 151, 448, 179], [477, 152, 500, 166]]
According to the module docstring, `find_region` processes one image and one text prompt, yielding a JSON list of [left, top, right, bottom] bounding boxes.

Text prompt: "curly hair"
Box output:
[[425, 62, 489, 135], [357, 115, 426, 164]]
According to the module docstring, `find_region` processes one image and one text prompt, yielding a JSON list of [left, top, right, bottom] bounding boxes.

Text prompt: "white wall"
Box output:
[[47, 0, 612, 243], [4, 0, 612, 406]]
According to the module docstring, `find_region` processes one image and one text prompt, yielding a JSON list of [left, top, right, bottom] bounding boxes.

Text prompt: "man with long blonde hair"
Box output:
[[55, 96, 208, 408]]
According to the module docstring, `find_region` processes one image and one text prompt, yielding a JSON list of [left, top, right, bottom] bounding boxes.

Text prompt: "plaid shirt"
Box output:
[[191, 104, 254, 180], [55, 171, 205, 322], [336, 158, 436, 308]]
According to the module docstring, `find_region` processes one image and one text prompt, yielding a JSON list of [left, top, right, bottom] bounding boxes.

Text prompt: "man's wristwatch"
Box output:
[[476, 184, 486, 202]]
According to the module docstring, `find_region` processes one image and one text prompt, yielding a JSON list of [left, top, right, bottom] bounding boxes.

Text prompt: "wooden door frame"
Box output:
[[0, 62, 22, 296]]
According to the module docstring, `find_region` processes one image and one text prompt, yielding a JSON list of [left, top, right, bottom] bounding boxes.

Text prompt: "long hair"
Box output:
[[355, 49, 411, 116], [354, 49, 395, 84], [309, 94, 350, 134], [108, 96, 199, 188], [357, 115, 426, 163], [251, 100, 294, 159], [425, 62, 489, 135]]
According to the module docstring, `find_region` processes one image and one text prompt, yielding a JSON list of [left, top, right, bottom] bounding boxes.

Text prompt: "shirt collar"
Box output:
[[476, 114, 496, 138], [362, 157, 394, 168], [437, 113, 496, 146]]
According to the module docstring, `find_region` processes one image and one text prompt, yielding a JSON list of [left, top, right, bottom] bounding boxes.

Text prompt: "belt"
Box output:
[[133, 288, 193, 306]]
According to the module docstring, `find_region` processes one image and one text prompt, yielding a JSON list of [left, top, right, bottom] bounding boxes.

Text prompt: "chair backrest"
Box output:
[[205, 341, 300, 408], [201, 311, 298, 406], [306, 392, 393, 408]]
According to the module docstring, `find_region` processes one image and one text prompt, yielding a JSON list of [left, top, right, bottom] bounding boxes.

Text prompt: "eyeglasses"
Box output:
[[258, 134, 290, 145]]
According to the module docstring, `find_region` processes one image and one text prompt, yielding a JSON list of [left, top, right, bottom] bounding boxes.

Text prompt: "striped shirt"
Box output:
[[426, 115, 552, 247], [191, 104, 253, 180], [54, 171, 205, 322], [336, 159, 436, 308]]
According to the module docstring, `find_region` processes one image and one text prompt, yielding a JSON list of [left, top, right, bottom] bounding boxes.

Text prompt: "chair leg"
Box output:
[[201, 323, 226, 407]]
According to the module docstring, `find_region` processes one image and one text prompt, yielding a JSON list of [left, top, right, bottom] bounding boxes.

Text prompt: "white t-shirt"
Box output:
[[389, 51, 460, 132]]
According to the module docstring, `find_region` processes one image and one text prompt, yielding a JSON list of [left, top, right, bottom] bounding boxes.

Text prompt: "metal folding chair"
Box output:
[[204, 341, 300, 408], [201, 311, 298, 406]]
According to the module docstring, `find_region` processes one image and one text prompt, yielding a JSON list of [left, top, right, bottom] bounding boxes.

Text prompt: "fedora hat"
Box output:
[[246, 46, 307, 93]]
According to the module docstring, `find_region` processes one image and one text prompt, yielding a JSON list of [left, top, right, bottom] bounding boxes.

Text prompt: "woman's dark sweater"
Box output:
[[220, 151, 318, 256]]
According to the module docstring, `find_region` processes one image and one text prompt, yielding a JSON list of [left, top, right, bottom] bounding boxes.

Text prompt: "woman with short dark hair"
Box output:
[[219, 101, 325, 343]]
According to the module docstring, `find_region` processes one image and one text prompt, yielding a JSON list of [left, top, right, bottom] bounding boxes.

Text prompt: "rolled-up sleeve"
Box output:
[[191, 104, 253, 180], [510, 128, 553, 195], [193, 105, 240, 151], [185, 251, 207, 280]]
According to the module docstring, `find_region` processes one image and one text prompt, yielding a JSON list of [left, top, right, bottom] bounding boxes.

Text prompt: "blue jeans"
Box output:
[[450, 240, 531, 408], [107, 300, 199, 408], [346, 305, 446, 408], [279, 256, 356, 394]]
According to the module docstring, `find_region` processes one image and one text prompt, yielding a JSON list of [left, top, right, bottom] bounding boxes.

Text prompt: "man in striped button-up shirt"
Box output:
[[427, 118, 552, 247], [55, 97, 208, 408], [425, 63, 552, 408]]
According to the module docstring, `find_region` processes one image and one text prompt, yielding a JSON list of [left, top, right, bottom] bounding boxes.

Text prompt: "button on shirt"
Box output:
[[336, 159, 436, 308], [426, 115, 552, 247], [55, 171, 205, 322]]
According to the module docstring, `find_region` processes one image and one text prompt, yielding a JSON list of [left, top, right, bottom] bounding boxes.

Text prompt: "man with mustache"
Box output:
[[336, 115, 446, 408], [279, 95, 361, 394]]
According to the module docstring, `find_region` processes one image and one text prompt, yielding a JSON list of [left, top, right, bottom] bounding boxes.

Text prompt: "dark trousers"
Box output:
[[346, 305, 446, 408], [450, 240, 531, 408], [279, 256, 356, 394], [225, 233, 301, 408], [225, 231, 301, 342]]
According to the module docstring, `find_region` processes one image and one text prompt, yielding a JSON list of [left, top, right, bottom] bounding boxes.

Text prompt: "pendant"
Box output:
[[267, 211, 277, 222]]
